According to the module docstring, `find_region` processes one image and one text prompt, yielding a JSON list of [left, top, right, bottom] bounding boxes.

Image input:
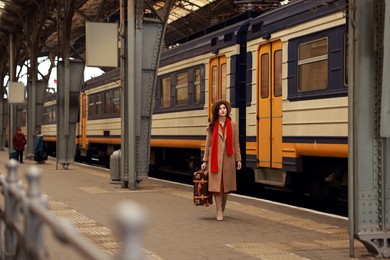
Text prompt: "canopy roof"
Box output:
[[0, 0, 286, 73]]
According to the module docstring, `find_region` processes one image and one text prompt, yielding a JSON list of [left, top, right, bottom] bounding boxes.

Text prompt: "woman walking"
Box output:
[[201, 100, 242, 221]]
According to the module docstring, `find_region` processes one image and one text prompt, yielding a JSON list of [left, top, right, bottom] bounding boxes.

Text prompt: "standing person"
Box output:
[[201, 100, 242, 221], [34, 130, 44, 164], [12, 127, 27, 163]]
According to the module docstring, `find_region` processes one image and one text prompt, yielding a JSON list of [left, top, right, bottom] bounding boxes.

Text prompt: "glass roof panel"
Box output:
[[153, 0, 214, 24]]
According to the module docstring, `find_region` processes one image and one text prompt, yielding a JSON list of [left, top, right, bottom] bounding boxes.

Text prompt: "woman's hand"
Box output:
[[201, 162, 207, 171], [236, 161, 242, 170]]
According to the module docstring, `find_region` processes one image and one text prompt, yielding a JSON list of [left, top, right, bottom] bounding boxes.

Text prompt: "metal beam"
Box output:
[[56, 61, 84, 169], [380, 0, 390, 137], [121, 0, 174, 189], [350, 0, 390, 257]]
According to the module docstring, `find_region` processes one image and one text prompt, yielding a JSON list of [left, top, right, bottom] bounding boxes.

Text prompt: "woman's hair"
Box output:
[[208, 103, 231, 132]]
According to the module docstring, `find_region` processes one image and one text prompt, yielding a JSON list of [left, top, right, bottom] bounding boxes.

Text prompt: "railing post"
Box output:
[[114, 200, 148, 260], [4, 159, 20, 260], [24, 166, 47, 259]]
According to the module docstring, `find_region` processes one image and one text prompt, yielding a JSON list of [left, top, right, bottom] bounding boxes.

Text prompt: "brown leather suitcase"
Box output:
[[193, 170, 213, 206]]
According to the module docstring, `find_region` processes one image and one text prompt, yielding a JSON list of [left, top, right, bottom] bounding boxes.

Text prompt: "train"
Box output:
[[41, 0, 348, 199]]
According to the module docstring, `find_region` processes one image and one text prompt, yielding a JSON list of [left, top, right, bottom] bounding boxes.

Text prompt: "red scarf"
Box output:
[[211, 117, 233, 173]]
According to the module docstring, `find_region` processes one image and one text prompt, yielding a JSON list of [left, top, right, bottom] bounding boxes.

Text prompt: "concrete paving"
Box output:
[[0, 151, 377, 259]]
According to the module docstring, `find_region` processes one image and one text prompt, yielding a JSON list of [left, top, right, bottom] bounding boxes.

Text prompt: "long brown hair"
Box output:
[[208, 104, 231, 132]]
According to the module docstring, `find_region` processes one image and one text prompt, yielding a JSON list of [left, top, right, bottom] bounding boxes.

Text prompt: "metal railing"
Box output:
[[0, 159, 147, 260]]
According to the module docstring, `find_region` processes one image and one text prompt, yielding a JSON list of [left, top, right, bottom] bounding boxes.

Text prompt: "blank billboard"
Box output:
[[86, 22, 118, 68]]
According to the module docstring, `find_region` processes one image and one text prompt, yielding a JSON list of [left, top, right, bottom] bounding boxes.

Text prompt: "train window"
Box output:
[[42, 105, 56, 124], [113, 89, 120, 113], [104, 91, 111, 114], [21, 109, 27, 127], [42, 107, 48, 124], [96, 93, 102, 115], [88, 95, 96, 117], [274, 50, 282, 97], [160, 76, 171, 108], [221, 63, 227, 100], [46, 107, 50, 123], [154, 64, 205, 113], [261, 53, 269, 98], [298, 38, 328, 92], [288, 26, 347, 101], [47, 107, 51, 124], [51, 106, 56, 123], [210, 57, 227, 104], [47, 106, 55, 124], [176, 72, 188, 106], [211, 65, 218, 103], [87, 88, 120, 120], [194, 69, 201, 104]]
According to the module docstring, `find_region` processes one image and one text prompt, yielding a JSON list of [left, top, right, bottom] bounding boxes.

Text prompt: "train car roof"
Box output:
[[160, 0, 346, 67], [248, 0, 347, 41], [43, 92, 57, 102], [82, 69, 121, 91]]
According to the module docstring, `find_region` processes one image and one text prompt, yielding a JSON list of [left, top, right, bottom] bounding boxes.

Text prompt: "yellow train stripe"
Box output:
[[43, 136, 205, 149], [151, 139, 204, 149], [87, 138, 121, 144], [283, 143, 348, 158], [247, 141, 347, 158], [43, 137, 57, 142]]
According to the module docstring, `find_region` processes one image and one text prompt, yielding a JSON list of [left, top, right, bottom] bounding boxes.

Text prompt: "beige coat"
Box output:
[[203, 121, 241, 193]]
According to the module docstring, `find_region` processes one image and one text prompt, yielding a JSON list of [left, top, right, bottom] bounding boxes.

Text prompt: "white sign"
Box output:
[[86, 22, 118, 68], [8, 82, 25, 104]]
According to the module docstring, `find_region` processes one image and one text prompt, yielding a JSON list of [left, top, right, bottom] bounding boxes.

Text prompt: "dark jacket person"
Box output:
[[12, 127, 27, 163], [34, 130, 45, 164]]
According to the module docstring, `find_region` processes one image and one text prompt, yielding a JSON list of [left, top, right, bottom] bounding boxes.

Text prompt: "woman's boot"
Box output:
[[214, 195, 223, 221]]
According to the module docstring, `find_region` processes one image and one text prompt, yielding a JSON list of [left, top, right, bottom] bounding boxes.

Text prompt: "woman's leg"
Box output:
[[222, 193, 228, 212], [214, 195, 223, 221]]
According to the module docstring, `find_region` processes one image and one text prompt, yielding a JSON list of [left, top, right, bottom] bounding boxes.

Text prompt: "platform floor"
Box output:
[[0, 151, 376, 260]]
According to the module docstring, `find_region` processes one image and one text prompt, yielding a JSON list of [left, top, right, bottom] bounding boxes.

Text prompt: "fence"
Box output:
[[0, 159, 147, 260]]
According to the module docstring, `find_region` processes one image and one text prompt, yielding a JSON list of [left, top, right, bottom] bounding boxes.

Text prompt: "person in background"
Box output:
[[12, 127, 27, 163], [201, 100, 242, 221], [34, 130, 45, 164]]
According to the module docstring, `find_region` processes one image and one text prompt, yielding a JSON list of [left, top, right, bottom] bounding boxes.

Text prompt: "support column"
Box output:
[[0, 63, 7, 150], [350, 0, 390, 257], [8, 33, 16, 153], [27, 80, 47, 156], [122, 0, 174, 189], [56, 0, 83, 169], [56, 61, 84, 169]]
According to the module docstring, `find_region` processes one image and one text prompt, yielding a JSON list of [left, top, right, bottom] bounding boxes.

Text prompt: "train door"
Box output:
[[81, 93, 87, 153], [257, 41, 282, 169], [209, 56, 227, 115]]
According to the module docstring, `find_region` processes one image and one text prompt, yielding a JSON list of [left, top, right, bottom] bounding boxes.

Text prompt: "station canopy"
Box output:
[[0, 0, 286, 72]]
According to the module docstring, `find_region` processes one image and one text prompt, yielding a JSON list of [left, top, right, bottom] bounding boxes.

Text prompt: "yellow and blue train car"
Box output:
[[41, 0, 348, 198]]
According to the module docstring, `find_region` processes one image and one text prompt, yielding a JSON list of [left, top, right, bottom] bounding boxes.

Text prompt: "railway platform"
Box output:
[[0, 151, 375, 260]]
